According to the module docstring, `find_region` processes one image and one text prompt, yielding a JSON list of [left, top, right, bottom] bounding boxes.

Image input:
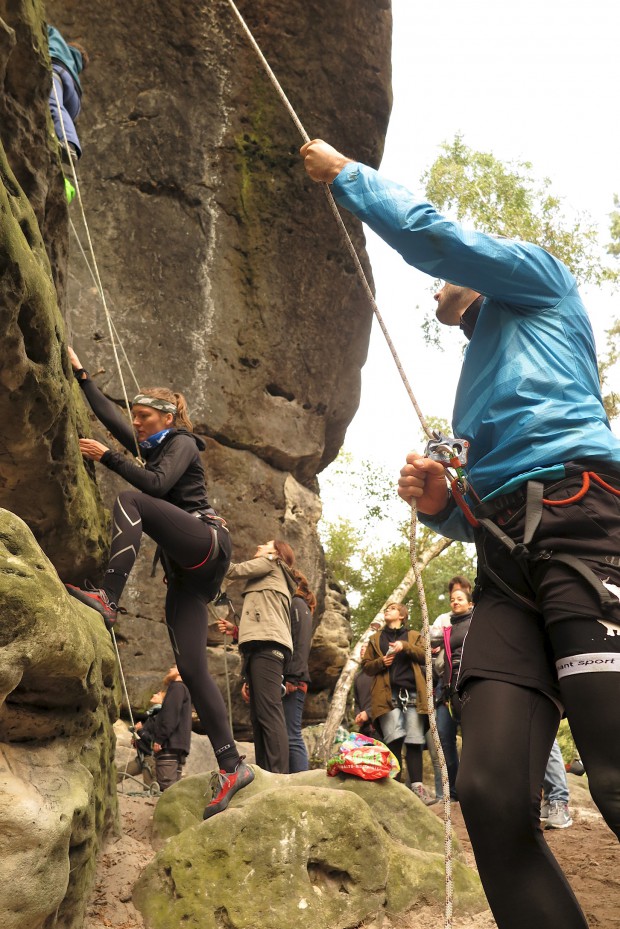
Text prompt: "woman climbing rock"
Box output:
[[66, 347, 253, 817]]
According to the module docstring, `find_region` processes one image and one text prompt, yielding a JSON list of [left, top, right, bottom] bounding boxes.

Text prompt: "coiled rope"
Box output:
[[223, 1, 454, 923]]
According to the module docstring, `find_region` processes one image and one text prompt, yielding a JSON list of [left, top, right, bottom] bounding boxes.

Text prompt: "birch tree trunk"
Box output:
[[313, 535, 453, 763]]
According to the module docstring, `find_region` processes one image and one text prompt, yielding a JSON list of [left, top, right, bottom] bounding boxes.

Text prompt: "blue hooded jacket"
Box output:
[[332, 163, 620, 541], [47, 25, 83, 91]]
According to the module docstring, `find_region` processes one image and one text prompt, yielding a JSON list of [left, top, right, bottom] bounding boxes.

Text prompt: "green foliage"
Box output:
[[556, 719, 577, 766], [423, 135, 617, 288], [321, 446, 475, 641], [602, 199, 620, 421], [325, 451, 399, 524], [347, 534, 476, 639], [321, 517, 365, 594], [607, 195, 620, 259], [599, 316, 620, 423]]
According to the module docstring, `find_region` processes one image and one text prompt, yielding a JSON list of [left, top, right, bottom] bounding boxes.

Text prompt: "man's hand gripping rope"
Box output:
[[399, 433, 479, 528]]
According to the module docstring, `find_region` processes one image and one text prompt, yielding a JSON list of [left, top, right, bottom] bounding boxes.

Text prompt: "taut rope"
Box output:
[[52, 77, 143, 464], [223, 2, 454, 923]]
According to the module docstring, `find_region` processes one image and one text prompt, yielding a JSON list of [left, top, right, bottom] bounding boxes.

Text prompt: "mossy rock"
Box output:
[[153, 767, 463, 860], [139, 768, 485, 928]]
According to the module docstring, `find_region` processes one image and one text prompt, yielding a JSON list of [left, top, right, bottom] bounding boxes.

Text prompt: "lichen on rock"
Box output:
[[135, 768, 486, 928], [0, 508, 119, 929]]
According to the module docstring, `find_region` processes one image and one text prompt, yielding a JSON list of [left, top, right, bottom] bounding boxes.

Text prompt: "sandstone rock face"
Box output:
[[308, 579, 353, 690], [0, 2, 108, 579], [38, 0, 391, 713], [0, 509, 118, 929], [135, 767, 486, 929], [0, 0, 68, 289]]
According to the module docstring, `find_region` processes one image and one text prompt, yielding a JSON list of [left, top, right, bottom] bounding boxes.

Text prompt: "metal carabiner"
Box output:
[[424, 431, 470, 467]]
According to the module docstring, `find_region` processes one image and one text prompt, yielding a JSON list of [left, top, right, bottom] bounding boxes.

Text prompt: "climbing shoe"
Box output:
[[66, 583, 123, 631], [203, 759, 254, 820], [60, 141, 79, 166]]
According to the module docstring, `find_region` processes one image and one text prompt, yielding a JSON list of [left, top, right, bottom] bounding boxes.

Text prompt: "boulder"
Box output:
[[135, 768, 486, 928], [0, 509, 119, 929]]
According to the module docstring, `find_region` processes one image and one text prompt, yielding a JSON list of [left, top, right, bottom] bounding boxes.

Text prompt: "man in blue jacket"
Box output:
[[301, 140, 620, 929]]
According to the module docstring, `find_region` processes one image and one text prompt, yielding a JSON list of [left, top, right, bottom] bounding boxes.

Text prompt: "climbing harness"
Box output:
[[223, 2, 454, 922], [426, 425, 620, 616]]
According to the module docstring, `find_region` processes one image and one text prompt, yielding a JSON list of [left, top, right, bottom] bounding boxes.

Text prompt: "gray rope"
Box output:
[[52, 78, 143, 463], [224, 0, 433, 440], [224, 4, 453, 925], [68, 217, 141, 393], [111, 629, 136, 731]]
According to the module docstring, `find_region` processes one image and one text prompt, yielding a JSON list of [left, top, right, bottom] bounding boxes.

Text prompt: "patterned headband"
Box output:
[[132, 394, 177, 415]]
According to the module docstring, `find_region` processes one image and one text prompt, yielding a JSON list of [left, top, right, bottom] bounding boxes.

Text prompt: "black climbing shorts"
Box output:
[[458, 463, 620, 703]]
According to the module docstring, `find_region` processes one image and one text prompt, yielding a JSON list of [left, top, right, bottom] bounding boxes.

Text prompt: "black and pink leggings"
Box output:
[[103, 490, 239, 772]]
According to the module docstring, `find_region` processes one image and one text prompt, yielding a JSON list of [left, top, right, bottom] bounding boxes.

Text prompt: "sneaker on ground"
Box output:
[[544, 800, 572, 829], [540, 799, 550, 820], [410, 781, 436, 806], [66, 584, 122, 631], [203, 760, 255, 820]]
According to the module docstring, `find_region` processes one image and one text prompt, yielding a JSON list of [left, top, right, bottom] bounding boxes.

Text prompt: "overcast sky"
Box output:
[[320, 0, 619, 529]]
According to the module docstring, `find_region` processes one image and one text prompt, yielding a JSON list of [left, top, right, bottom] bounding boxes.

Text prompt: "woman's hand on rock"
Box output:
[[79, 438, 109, 461]]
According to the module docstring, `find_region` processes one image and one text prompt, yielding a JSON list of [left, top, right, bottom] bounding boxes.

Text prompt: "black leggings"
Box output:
[[387, 738, 423, 784], [103, 491, 239, 771], [458, 673, 620, 929]]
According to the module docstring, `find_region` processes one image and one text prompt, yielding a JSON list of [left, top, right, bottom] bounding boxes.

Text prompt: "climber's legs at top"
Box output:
[[49, 67, 81, 156]]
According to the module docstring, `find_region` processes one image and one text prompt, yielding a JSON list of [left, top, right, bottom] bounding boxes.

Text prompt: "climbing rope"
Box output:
[[223, 3, 454, 924], [51, 81, 150, 755], [111, 628, 136, 731], [51, 77, 143, 464], [68, 217, 141, 393]]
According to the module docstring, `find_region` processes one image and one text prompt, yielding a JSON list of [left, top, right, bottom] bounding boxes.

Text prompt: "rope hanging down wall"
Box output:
[[222, 2, 455, 924], [52, 79, 142, 732]]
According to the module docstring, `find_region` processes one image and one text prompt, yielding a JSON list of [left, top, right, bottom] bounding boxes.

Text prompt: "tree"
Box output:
[[313, 533, 453, 764], [348, 529, 475, 638], [321, 442, 476, 640], [422, 135, 620, 419], [423, 134, 617, 287], [601, 197, 620, 421]]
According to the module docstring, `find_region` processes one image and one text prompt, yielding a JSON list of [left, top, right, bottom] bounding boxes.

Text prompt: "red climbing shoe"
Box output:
[[203, 760, 255, 820], [66, 584, 123, 631]]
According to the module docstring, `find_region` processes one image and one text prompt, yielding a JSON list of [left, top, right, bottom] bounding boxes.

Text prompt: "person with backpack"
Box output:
[[147, 666, 193, 790], [65, 347, 252, 818], [225, 540, 298, 774], [428, 576, 473, 801], [362, 602, 433, 803]]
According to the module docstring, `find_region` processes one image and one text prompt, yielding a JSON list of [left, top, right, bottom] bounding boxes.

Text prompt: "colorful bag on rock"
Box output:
[[326, 732, 400, 780]]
